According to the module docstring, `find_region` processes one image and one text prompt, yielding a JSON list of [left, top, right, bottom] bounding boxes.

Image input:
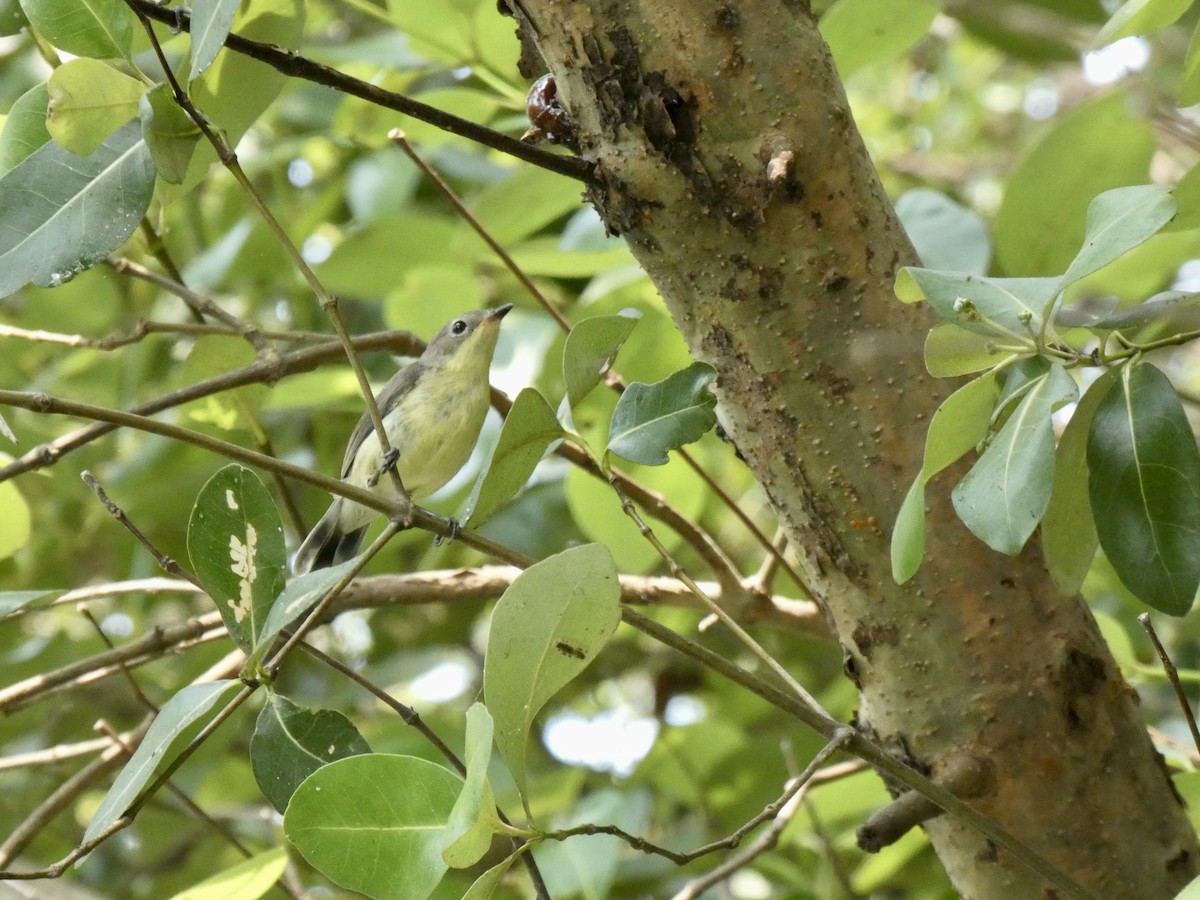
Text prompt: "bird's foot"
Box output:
[[367, 448, 401, 488], [434, 517, 462, 546]]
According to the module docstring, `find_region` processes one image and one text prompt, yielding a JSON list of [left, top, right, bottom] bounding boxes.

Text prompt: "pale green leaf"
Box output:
[[167, 848, 288, 900], [1059, 185, 1176, 288], [903, 268, 1057, 337], [924, 373, 999, 478], [895, 188, 991, 275], [563, 312, 641, 407], [442, 703, 497, 868], [0, 474, 31, 561], [18, 0, 132, 58], [952, 364, 1078, 554], [464, 388, 564, 527], [461, 857, 515, 900], [484, 544, 621, 808], [995, 92, 1155, 276], [924, 323, 1014, 377], [46, 58, 143, 156], [190, 0, 243, 81], [821, 0, 938, 77], [284, 754, 462, 900], [140, 85, 201, 185], [1095, 0, 1193, 46], [83, 681, 242, 845], [0, 83, 49, 176], [190, 0, 305, 145], [891, 477, 926, 584]]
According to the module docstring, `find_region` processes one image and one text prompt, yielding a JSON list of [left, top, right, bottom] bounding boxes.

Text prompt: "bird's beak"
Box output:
[[488, 303, 514, 322]]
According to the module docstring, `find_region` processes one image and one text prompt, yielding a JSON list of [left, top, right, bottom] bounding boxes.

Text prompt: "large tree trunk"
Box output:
[[508, 0, 1200, 895]]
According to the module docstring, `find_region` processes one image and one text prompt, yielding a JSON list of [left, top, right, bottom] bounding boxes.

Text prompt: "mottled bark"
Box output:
[[507, 0, 1200, 895]]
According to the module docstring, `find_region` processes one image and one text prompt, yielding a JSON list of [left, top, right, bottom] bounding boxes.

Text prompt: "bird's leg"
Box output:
[[367, 447, 401, 488]]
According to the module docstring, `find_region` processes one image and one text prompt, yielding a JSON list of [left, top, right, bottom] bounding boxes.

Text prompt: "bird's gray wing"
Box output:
[[339, 361, 427, 477]]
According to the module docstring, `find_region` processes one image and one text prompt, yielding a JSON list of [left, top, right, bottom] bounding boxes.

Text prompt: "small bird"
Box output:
[[292, 305, 512, 573]]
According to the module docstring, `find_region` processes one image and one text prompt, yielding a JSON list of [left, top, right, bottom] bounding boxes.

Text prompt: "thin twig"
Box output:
[[669, 731, 854, 899], [108, 253, 273, 356], [122, 0, 594, 184], [81, 472, 204, 589], [607, 470, 827, 715], [389, 130, 572, 332], [546, 728, 852, 868], [0, 722, 148, 869], [1139, 613, 1200, 756]]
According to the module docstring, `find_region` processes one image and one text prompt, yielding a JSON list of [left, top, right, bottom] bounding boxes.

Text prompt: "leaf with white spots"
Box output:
[[187, 465, 286, 653]]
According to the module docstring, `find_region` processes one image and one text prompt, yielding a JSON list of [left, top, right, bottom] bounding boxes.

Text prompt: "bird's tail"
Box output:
[[292, 499, 368, 574]]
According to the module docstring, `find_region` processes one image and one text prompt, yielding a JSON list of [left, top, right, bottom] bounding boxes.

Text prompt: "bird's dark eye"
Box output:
[[451, 320, 467, 335]]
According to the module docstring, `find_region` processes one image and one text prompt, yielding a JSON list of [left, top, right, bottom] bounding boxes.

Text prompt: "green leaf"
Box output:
[[0, 472, 31, 561], [607, 362, 717, 465], [1088, 363, 1200, 615], [181, 336, 269, 430], [1042, 372, 1115, 596], [243, 560, 358, 674], [83, 680, 242, 846], [891, 373, 998, 583], [1095, 0, 1193, 45], [284, 754, 462, 900], [190, 0, 305, 145], [250, 692, 371, 813], [442, 703, 497, 868], [952, 363, 1077, 554], [187, 465, 287, 653], [190, 0, 243, 81], [0, 589, 61, 616], [46, 58, 144, 156], [166, 847, 288, 900], [18, 0, 132, 58], [563, 312, 641, 407], [0, 121, 155, 298], [484, 544, 621, 809], [891, 477, 927, 584], [994, 91, 1155, 276], [1059, 185, 1176, 288], [0, 82, 50, 176], [902, 268, 1057, 337], [461, 857, 515, 900], [141, 85, 201, 185], [923, 323, 1014, 377], [464, 165, 587, 247], [464, 388, 564, 527], [820, 0, 938, 78], [895, 188, 991, 275], [924, 373, 1000, 478]]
